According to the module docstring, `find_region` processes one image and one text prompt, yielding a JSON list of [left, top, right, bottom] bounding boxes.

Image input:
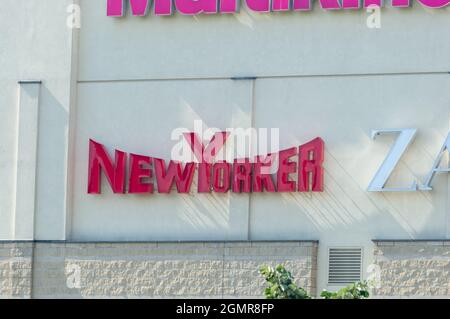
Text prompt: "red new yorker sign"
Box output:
[[87, 134, 325, 194]]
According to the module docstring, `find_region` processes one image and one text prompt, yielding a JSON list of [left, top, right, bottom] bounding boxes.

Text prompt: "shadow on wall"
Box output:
[[34, 84, 69, 239], [172, 88, 447, 240]]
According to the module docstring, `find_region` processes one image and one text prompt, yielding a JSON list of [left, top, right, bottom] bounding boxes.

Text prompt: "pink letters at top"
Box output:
[[362, 0, 382, 7], [293, 0, 375, 10], [107, 0, 449, 16], [175, 0, 218, 14], [245, 0, 270, 12], [272, 0, 291, 11], [220, 0, 239, 12], [415, 0, 449, 7], [392, 0, 411, 6], [292, 0, 313, 10], [107, 0, 148, 16], [238, 0, 379, 11], [257, 0, 449, 10], [107, 0, 172, 16]]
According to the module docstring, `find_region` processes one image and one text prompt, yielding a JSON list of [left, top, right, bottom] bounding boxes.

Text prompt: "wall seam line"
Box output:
[[76, 71, 450, 84]]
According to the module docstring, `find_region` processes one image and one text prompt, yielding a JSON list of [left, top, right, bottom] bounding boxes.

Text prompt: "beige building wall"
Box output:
[[0, 242, 33, 299], [0, 241, 317, 299], [373, 241, 450, 298], [3, 240, 450, 299]]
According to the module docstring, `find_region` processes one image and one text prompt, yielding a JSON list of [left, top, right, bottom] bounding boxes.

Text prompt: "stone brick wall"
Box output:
[[1, 241, 317, 299], [0, 242, 34, 299], [372, 241, 450, 298]]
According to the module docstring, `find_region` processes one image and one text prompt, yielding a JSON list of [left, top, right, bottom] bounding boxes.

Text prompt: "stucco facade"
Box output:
[[0, 0, 449, 298]]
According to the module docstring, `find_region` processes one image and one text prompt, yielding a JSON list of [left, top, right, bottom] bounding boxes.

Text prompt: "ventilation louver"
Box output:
[[328, 248, 362, 285]]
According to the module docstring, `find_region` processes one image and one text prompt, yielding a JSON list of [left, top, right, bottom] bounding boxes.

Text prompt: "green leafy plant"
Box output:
[[320, 281, 370, 299], [259, 264, 311, 299]]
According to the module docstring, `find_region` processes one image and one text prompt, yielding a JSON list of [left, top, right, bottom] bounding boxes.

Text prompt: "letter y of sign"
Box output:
[[183, 132, 230, 163]]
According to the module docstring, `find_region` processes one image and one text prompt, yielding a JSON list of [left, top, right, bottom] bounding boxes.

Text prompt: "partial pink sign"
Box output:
[[107, 0, 449, 16]]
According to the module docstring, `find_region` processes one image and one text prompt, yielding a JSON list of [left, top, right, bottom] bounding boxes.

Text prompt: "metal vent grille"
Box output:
[[328, 248, 362, 285]]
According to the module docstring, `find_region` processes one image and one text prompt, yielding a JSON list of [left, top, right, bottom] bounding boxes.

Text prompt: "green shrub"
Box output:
[[259, 264, 311, 299], [320, 281, 370, 299]]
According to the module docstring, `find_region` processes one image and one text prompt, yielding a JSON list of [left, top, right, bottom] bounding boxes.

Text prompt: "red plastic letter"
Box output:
[[175, 0, 218, 15], [220, 0, 238, 12], [88, 139, 126, 194], [295, 0, 356, 9], [183, 131, 230, 164], [246, 0, 270, 12], [277, 147, 297, 192], [212, 162, 231, 193], [318, 0, 341, 9], [298, 138, 324, 192], [342, 0, 360, 8], [107, 0, 149, 16], [293, 0, 312, 10], [392, 0, 410, 7], [272, 0, 290, 11], [107, 0, 172, 16], [232, 159, 252, 193], [252, 155, 276, 192], [128, 154, 154, 194], [198, 163, 212, 193], [154, 159, 195, 193], [417, 0, 449, 8], [363, 0, 382, 7]]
